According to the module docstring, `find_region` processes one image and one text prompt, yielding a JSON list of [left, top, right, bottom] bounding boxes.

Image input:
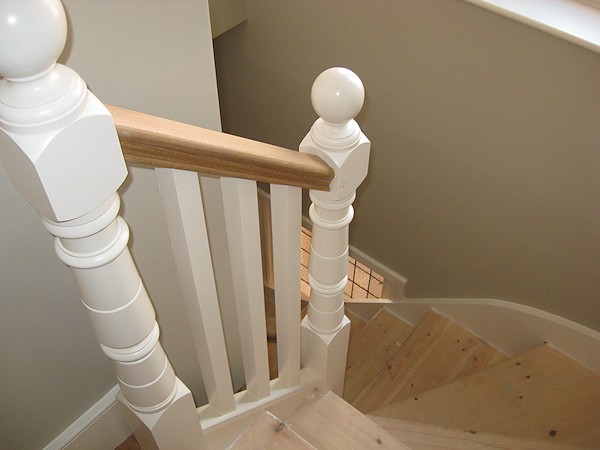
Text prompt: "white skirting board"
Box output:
[[43, 384, 131, 450], [365, 298, 600, 375]]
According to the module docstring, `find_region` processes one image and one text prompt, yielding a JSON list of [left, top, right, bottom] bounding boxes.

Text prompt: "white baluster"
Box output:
[[0, 1, 204, 448], [221, 178, 271, 400], [299, 68, 370, 394], [156, 168, 236, 415], [271, 184, 302, 387]]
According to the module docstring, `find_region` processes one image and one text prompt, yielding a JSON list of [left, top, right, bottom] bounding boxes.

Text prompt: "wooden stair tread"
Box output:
[[345, 309, 367, 347], [371, 344, 600, 447], [368, 415, 592, 450], [351, 310, 507, 412], [343, 307, 414, 403], [287, 391, 409, 450], [230, 412, 315, 449]]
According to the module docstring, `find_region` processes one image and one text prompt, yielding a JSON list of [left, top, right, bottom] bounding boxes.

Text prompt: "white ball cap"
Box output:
[[0, 0, 67, 80], [311, 67, 365, 125]]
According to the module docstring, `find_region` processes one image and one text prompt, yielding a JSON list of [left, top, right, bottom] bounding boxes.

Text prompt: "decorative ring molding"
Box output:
[[310, 119, 362, 151], [308, 273, 347, 296], [0, 65, 89, 135], [309, 204, 354, 231], [101, 322, 160, 363], [122, 379, 179, 414], [43, 194, 120, 239], [309, 191, 355, 210], [306, 305, 345, 335], [54, 216, 129, 269], [81, 280, 142, 314], [116, 358, 170, 390]]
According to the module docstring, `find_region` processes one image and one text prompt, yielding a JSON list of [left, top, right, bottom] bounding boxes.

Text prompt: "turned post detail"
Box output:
[[0, 1, 203, 448], [300, 68, 370, 394]]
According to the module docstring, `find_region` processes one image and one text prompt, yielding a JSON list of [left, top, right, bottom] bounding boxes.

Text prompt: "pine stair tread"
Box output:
[[230, 411, 316, 449], [345, 309, 367, 346], [287, 391, 409, 450], [370, 344, 600, 447], [351, 309, 507, 412], [367, 415, 593, 450], [343, 307, 414, 403]]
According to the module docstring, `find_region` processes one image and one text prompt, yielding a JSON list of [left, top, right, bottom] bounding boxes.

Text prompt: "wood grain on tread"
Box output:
[[345, 309, 367, 347], [230, 412, 315, 449], [351, 310, 507, 412], [371, 344, 600, 447], [288, 392, 408, 450], [368, 416, 592, 450], [343, 308, 413, 404]]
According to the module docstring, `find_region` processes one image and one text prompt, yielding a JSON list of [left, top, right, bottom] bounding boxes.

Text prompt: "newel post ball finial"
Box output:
[[0, 0, 67, 80], [311, 67, 365, 125], [310, 67, 365, 150]]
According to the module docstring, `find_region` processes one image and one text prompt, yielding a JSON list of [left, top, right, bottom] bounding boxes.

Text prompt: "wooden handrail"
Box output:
[[107, 105, 334, 191]]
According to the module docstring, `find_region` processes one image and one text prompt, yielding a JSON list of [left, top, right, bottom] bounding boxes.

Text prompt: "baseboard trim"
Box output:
[[384, 298, 600, 374], [346, 244, 407, 295], [44, 384, 131, 450]]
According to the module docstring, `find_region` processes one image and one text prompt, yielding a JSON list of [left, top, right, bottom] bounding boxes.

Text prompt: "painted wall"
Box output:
[[213, 0, 600, 331], [0, 1, 220, 448]]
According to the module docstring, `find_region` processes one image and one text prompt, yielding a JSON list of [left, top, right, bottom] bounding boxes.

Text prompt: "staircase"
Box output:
[[225, 307, 600, 450], [3, 4, 599, 449]]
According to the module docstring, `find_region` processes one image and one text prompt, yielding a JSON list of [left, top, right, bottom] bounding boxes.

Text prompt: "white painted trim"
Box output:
[[221, 178, 271, 399], [463, 0, 600, 53], [271, 185, 302, 387], [44, 384, 131, 450], [383, 298, 600, 374]]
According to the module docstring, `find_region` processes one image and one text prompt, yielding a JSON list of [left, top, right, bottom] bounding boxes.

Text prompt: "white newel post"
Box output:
[[300, 68, 370, 394], [0, 2, 203, 448]]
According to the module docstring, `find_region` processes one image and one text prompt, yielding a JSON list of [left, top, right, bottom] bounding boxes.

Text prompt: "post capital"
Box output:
[[300, 132, 370, 201], [0, 96, 127, 222]]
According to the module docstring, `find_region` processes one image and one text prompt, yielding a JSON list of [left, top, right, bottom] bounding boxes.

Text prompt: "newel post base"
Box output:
[[118, 379, 206, 450], [301, 316, 351, 395]]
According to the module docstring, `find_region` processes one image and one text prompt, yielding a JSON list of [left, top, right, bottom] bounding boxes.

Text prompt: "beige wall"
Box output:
[[0, 1, 219, 448], [213, 0, 600, 331]]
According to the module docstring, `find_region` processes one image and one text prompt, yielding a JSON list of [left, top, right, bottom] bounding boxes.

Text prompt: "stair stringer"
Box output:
[[376, 298, 600, 374]]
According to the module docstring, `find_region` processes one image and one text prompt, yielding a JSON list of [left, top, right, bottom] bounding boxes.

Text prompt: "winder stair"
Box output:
[[344, 307, 600, 449]]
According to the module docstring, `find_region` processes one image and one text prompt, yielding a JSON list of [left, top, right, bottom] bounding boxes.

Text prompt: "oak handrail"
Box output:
[[107, 105, 334, 191]]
